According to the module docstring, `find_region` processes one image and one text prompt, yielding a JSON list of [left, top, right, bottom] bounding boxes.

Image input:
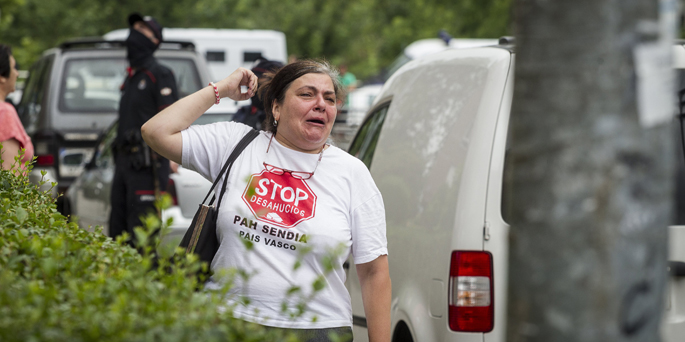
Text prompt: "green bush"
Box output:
[[0, 149, 296, 341]]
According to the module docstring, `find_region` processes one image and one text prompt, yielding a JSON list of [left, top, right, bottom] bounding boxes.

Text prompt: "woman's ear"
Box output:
[[272, 101, 280, 122]]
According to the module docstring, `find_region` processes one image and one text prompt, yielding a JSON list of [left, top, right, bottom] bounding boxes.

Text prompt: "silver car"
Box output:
[[64, 114, 230, 248], [17, 38, 229, 213]]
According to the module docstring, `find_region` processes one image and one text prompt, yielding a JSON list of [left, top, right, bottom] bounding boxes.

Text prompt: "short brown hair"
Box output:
[[258, 59, 345, 133]]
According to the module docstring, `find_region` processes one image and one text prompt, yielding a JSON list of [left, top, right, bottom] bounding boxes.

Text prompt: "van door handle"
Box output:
[[668, 261, 685, 277]]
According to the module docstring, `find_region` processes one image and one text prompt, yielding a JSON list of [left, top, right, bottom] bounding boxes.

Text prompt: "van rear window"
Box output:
[[59, 58, 127, 113], [206, 51, 225, 62], [244, 52, 263, 63], [58, 57, 202, 113]]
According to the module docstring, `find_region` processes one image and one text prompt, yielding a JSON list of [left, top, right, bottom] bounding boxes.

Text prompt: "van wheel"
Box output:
[[56, 196, 66, 215], [392, 322, 413, 342]]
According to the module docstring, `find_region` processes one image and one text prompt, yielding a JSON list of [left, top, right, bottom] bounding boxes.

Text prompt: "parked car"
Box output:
[[344, 39, 685, 342], [16, 38, 226, 210], [340, 84, 383, 127], [64, 113, 228, 246]]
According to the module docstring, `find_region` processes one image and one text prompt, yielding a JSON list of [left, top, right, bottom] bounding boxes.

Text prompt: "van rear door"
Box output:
[[482, 52, 514, 342]]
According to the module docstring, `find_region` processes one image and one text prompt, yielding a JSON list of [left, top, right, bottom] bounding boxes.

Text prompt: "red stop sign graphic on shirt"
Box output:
[[242, 170, 317, 228]]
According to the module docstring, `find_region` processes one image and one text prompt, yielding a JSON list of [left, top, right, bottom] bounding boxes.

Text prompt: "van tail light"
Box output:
[[33, 138, 54, 167], [35, 155, 55, 166], [448, 251, 494, 332], [167, 178, 178, 206]]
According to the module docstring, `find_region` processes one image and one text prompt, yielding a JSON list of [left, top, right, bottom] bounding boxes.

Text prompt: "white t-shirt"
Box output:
[[181, 122, 387, 329]]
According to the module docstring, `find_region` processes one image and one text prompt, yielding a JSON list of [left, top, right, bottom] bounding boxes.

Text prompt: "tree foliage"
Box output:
[[1, 0, 511, 85]]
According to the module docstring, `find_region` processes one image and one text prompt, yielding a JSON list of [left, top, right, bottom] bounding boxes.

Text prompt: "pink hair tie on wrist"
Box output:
[[209, 82, 220, 104]]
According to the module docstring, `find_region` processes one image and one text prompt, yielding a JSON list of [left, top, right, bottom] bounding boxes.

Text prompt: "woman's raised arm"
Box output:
[[141, 67, 258, 164]]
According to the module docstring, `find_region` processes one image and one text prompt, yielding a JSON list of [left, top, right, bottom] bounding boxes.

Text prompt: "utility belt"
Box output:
[[115, 129, 162, 214], [115, 129, 157, 171]]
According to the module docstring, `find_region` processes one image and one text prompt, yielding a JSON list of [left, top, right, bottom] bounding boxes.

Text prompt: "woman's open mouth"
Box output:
[[306, 119, 325, 125]]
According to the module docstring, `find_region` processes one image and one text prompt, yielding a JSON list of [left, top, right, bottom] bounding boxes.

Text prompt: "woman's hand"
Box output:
[[142, 67, 260, 164], [216, 67, 259, 101]]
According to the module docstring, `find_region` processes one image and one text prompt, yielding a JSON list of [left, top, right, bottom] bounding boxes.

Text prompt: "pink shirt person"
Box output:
[[0, 102, 33, 165]]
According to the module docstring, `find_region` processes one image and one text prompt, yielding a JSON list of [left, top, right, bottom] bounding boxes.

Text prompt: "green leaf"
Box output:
[[240, 238, 254, 250], [286, 286, 301, 296], [16, 207, 28, 224], [312, 276, 326, 292], [322, 255, 334, 272]]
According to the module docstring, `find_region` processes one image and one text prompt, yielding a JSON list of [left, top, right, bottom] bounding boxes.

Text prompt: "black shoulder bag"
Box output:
[[179, 128, 260, 267]]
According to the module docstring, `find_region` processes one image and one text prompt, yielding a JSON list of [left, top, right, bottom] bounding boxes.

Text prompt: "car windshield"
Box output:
[[59, 57, 202, 113]]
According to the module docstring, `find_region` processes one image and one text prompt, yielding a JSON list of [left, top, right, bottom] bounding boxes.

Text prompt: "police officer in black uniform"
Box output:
[[109, 13, 179, 245]]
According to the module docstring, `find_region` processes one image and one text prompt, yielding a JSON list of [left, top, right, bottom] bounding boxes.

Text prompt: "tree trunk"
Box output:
[[505, 0, 676, 341]]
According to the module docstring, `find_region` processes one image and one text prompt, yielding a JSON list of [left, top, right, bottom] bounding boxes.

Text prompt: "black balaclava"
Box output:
[[126, 29, 157, 69], [251, 59, 284, 110], [251, 90, 265, 110]]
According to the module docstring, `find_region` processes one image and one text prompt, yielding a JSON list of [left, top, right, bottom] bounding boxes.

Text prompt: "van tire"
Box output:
[[56, 196, 67, 216], [392, 322, 413, 342]]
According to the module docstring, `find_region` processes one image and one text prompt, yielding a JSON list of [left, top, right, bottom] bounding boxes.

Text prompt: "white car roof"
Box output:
[[404, 38, 499, 60]]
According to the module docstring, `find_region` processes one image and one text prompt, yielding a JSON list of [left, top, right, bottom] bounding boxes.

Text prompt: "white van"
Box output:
[[104, 28, 287, 80], [345, 42, 513, 342], [344, 40, 685, 342]]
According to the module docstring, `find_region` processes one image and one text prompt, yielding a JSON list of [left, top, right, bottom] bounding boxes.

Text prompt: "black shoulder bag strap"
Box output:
[[180, 128, 260, 259], [201, 128, 260, 208]]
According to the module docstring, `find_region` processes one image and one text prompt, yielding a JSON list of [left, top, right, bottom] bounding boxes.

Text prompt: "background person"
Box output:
[[337, 63, 356, 110], [338, 63, 356, 92], [0, 44, 33, 174], [141, 61, 391, 342], [232, 58, 284, 130], [109, 13, 179, 245]]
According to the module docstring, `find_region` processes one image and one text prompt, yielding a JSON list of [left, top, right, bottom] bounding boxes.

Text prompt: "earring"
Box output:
[[274, 119, 278, 127]]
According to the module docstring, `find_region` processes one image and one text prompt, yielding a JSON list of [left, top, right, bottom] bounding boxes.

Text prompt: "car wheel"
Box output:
[[60, 196, 72, 220], [392, 322, 413, 342]]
